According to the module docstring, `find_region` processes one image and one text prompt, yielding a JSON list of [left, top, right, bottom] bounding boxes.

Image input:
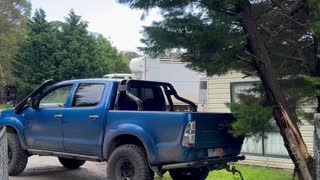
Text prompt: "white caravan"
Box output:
[[103, 73, 133, 80], [129, 57, 207, 111]]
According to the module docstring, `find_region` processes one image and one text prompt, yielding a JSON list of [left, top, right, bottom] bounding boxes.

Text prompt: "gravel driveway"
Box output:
[[9, 156, 107, 180]]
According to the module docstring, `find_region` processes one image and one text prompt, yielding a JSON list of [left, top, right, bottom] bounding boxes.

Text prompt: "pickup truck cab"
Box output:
[[0, 79, 244, 180]]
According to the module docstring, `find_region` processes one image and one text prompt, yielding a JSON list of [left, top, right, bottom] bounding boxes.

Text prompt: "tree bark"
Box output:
[[239, 1, 315, 179]]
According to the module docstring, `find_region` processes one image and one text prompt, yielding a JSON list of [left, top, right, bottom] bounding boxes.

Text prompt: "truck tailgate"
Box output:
[[190, 113, 244, 156]]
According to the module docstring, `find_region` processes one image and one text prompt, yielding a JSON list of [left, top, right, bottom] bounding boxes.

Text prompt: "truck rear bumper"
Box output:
[[161, 155, 245, 170]]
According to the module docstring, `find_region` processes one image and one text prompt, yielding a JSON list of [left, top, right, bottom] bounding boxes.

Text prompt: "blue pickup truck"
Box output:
[[0, 79, 244, 180]]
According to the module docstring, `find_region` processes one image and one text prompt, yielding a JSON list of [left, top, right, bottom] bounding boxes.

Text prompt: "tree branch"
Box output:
[[258, 24, 274, 35], [236, 55, 254, 64], [217, 8, 238, 16], [302, 42, 314, 49], [272, 52, 304, 61], [242, 70, 257, 78], [276, 12, 307, 27], [244, 51, 264, 64]]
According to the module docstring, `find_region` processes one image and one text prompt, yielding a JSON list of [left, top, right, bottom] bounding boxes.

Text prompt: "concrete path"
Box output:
[[10, 156, 107, 180]]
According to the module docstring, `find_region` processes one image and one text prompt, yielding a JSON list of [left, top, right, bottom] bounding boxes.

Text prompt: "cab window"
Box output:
[[72, 84, 105, 107], [39, 85, 73, 108]]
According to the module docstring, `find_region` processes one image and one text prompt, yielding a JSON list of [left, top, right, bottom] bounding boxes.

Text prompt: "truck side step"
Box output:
[[28, 149, 103, 162]]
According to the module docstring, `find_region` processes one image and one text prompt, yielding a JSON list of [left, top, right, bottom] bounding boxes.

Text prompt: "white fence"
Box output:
[[0, 127, 8, 180]]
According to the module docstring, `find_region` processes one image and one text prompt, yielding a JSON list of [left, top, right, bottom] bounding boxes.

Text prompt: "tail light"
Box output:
[[182, 121, 196, 148]]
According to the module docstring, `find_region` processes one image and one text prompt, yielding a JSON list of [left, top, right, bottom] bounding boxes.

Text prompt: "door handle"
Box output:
[[54, 114, 63, 119], [89, 115, 99, 120]]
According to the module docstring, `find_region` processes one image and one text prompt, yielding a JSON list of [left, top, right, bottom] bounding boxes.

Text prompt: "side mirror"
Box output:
[[26, 97, 34, 109]]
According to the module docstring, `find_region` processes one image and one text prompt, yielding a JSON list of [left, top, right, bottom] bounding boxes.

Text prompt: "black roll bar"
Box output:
[[115, 80, 197, 112], [114, 80, 144, 111]]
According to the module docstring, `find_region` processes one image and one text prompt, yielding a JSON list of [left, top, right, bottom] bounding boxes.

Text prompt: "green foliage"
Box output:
[[0, 104, 11, 111], [309, 0, 320, 35], [0, 65, 4, 86], [12, 9, 57, 99], [228, 78, 314, 137], [305, 77, 320, 96], [12, 9, 130, 99], [119, 0, 315, 77], [227, 93, 274, 138], [94, 34, 131, 74], [301, 0, 320, 113], [304, 0, 320, 114], [143, 16, 246, 75], [54, 10, 100, 80], [139, 4, 247, 76], [0, 0, 31, 85]]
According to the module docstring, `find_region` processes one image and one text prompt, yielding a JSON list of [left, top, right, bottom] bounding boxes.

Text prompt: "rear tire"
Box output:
[[106, 144, 154, 180], [7, 133, 29, 176], [169, 168, 209, 180], [58, 157, 86, 169]]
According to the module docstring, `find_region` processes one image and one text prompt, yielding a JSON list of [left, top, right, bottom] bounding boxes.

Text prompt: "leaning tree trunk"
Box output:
[[239, 1, 315, 179]]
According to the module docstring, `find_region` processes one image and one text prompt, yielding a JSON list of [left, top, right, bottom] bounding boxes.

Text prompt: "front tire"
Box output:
[[169, 168, 209, 180], [7, 133, 29, 176], [58, 157, 86, 169], [106, 144, 154, 180]]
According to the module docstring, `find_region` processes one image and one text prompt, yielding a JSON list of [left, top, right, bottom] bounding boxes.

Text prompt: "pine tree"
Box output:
[[12, 9, 59, 99], [94, 34, 131, 74], [55, 10, 99, 80], [54, 10, 130, 80], [12, 9, 131, 99]]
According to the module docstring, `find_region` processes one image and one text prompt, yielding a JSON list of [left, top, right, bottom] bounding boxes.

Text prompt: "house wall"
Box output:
[[207, 72, 314, 169]]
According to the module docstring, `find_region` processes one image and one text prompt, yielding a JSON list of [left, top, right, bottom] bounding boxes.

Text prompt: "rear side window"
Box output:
[[129, 87, 154, 101], [140, 88, 154, 100], [72, 84, 105, 107], [125, 86, 166, 111]]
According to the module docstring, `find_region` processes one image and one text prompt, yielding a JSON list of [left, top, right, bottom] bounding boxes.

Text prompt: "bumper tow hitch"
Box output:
[[226, 165, 244, 180]]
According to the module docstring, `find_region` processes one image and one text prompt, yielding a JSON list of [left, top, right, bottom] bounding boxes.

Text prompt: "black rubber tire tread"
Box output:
[[169, 168, 209, 180], [58, 157, 86, 169], [106, 144, 154, 180], [7, 133, 29, 176]]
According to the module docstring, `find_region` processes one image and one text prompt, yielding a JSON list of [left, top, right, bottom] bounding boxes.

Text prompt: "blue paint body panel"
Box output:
[[0, 79, 244, 167]]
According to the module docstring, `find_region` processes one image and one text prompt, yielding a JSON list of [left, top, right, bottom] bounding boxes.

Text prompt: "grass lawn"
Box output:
[[155, 165, 293, 180], [0, 104, 11, 111]]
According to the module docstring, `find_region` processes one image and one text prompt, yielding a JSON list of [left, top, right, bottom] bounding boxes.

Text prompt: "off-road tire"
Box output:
[[106, 144, 154, 180], [58, 157, 86, 169], [7, 133, 29, 176], [169, 168, 209, 180]]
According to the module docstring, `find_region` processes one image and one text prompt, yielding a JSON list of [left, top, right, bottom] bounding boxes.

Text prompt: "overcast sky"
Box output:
[[30, 0, 161, 52]]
